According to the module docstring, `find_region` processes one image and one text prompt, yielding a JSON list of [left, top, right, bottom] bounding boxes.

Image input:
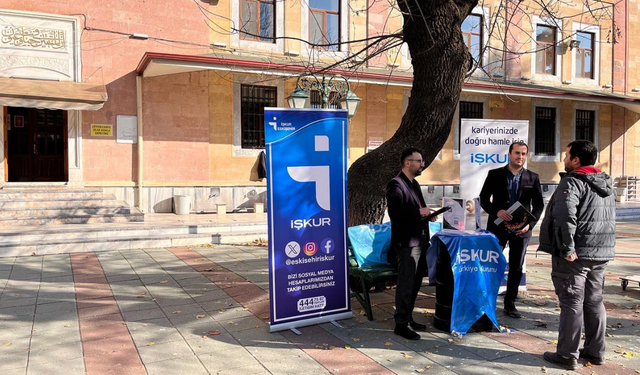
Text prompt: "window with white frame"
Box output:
[[239, 0, 275, 43], [531, 101, 561, 161], [233, 76, 284, 156], [535, 25, 557, 75], [453, 95, 489, 158], [571, 23, 600, 83], [572, 103, 599, 152], [575, 109, 595, 142], [462, 15, 483, 64], [531, 17, 562, 79], [458, 101, 484, 150], [309, 0, 340, 51], [240, 85, 276, 149], [534, 107, 556, 156], [575, 31, 595, 79]]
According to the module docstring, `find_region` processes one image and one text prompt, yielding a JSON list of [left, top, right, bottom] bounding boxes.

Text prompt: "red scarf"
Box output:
[[572, 166, 601, 175]]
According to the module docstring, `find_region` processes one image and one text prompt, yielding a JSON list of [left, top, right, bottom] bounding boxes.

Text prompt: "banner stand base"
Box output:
[[269, 312, 352, 333], [331, 320, 343, 328], [290, 327, 302, 335]]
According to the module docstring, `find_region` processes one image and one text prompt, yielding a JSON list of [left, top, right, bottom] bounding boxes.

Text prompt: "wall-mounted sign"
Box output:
[[13, 115, 24, 128], [1, 26, 66, 50], [116, 115, 137, 144], [367, 138, 383, 152], [91, 124, 112, 137], [0, 10, 78, 81]]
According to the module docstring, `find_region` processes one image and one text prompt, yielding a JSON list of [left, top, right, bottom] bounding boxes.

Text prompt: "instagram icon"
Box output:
[[303, 241, 318, 256]]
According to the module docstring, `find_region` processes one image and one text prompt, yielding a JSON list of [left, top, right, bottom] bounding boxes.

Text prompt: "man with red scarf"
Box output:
[[538, 140, 616, 370]]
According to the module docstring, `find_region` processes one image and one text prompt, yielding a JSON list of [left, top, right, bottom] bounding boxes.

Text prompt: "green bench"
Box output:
[[348, 248, 398, 321]]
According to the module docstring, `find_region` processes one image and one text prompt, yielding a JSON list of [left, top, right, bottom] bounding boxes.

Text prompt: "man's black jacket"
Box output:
[[479, 166, 544, 240], [386, 171, 428, 251]]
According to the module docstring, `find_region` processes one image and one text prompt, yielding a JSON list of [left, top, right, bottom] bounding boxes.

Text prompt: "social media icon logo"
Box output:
[[303, 241, 317, 256], [285, 241, 301, 258], [321, 238, 334, 254]]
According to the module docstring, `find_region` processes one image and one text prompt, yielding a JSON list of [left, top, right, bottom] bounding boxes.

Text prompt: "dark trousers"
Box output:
[[394, 245, 426, 325], [551, 256, 608, 359], [498, 234, 530, 305]]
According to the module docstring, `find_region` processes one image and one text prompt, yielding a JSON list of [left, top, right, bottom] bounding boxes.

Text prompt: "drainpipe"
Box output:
[[136, 75, 144, 212], [623, 0, 628, 177]]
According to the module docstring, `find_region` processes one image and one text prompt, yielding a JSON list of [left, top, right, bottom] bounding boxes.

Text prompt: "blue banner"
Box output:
[[431, 230, 507, 335], [265, 108, 351, 332]]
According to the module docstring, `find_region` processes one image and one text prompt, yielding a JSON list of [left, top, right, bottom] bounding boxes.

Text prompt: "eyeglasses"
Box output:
[[407, 159, 425, 164]]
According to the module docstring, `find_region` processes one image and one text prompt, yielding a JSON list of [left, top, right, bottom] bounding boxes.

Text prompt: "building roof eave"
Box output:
[[136, 52, 640, 113]]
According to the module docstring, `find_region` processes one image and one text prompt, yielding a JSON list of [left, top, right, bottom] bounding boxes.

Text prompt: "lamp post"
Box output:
[[286, 74, 361, 118]]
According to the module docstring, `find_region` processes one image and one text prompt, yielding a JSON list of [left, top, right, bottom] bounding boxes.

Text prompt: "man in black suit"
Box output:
[[480, 142, 544, 318], [386, 148, 438, 340]]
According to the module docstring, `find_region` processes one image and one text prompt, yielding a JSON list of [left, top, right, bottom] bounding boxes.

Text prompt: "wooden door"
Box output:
[[7, 107, 67, 182]]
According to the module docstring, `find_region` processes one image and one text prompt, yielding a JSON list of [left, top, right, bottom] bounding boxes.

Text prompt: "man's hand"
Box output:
[[564, 253, 578, 262], [497, 209, 513, 221], [419, 207, 431, 217], [515, 224, 530, 236]]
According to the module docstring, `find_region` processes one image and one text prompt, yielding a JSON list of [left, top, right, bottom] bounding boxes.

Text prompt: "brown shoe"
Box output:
[[543, 352, 578, 370]]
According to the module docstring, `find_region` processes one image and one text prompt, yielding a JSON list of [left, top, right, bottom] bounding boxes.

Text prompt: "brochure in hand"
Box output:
[[493, 201, 536, 233], [420, 206, 452, 223]]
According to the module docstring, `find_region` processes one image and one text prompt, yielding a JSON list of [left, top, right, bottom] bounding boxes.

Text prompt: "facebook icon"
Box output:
[[321, 238, 334, 254]]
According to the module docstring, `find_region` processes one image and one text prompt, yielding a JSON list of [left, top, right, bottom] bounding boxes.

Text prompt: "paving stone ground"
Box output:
[[1, 222, 639, 375]]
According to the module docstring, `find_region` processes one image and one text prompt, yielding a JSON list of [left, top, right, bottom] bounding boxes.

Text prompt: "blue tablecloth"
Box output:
[[428, 229, 507, 335]]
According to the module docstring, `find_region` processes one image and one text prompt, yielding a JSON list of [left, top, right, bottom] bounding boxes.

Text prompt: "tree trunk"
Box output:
[[348, 0, 477, 226]]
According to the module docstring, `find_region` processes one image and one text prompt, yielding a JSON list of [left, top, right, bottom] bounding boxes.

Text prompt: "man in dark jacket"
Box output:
[[480, 142, 544, 318], [386, 148, 437, 340], [539, 140, 616, 371]]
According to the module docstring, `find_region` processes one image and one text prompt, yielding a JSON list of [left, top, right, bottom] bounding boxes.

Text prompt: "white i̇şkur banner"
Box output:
[[459, 119, 529, 202], [459, 118, 530, 293]]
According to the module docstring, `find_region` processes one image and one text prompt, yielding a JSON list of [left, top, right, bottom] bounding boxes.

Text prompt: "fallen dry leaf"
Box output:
[[315, 343, 334, 350], [359, 310, 366, 316], [550, 340, 558, 345], [159, 280, 169, 284], [403, 353, 413, 359], [352, 338, 361, 342], [196, 315, 206, 319], [345, 345, 352, 350], [384, 341, 393, 346], [173, 311, 182, 314], [147, 342, 155, 346], [534, 321, 548, 329], [541, 366, 548, 373], [136, 293, 146, 298], [4, 342, 11, 347], [415, 365, 433, 373], [208, 330, 220, 335]]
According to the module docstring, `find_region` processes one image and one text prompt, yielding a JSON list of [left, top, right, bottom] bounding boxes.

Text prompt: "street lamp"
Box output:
[[286, 74, 361, 118]]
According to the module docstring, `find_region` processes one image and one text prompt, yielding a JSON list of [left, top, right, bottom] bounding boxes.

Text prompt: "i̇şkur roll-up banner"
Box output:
[[265, 108, 351, 332]]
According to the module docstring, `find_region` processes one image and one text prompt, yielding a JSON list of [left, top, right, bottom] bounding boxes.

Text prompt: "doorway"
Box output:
[[6, 107, 68, 182]]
